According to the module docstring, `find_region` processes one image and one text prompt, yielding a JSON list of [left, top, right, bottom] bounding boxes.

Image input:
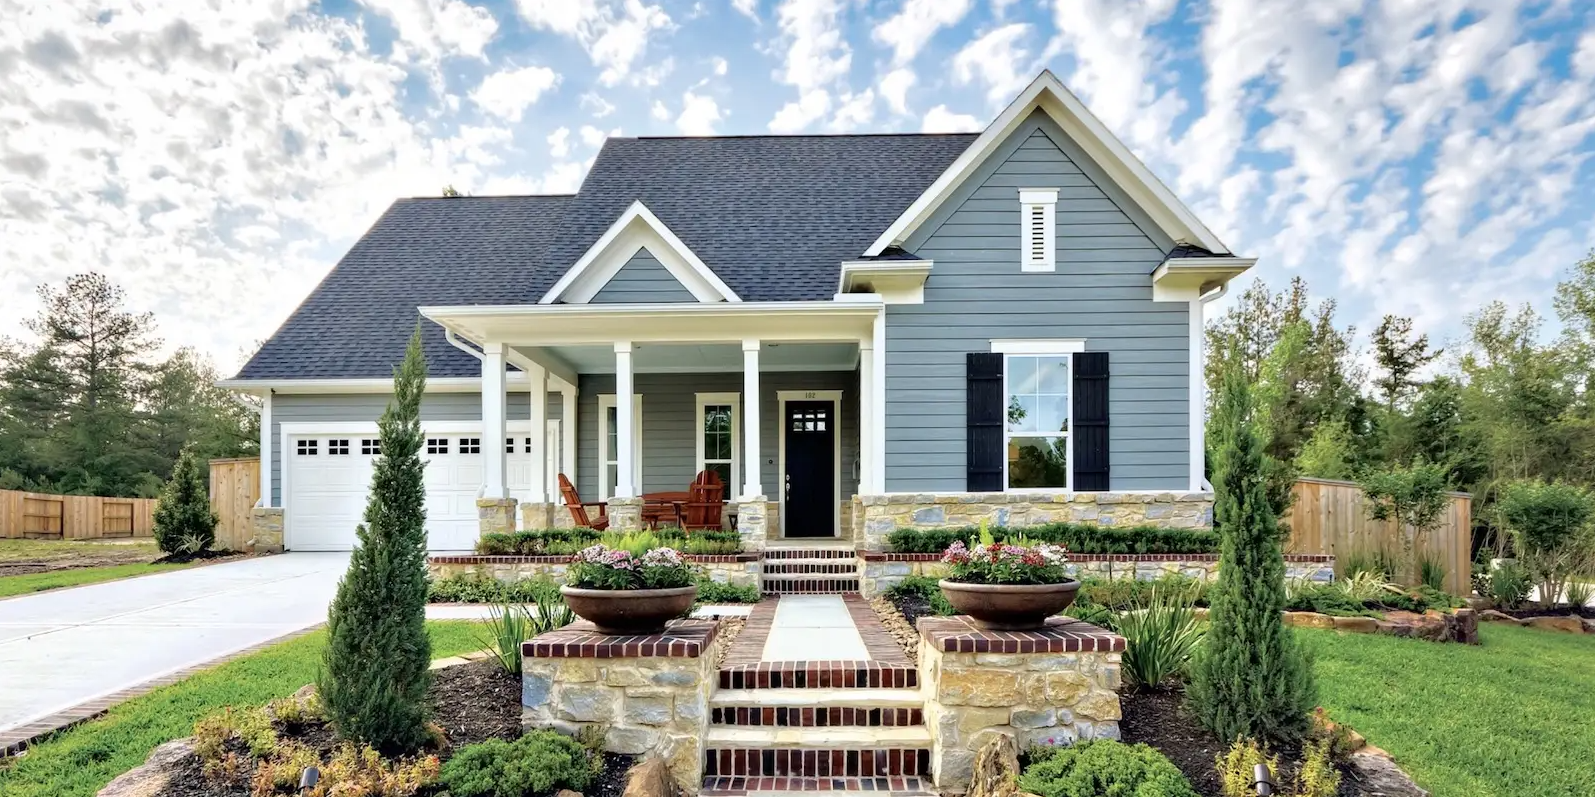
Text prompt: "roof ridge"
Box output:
[[621, 132, 980, 141], [395, 193, 576, 201]]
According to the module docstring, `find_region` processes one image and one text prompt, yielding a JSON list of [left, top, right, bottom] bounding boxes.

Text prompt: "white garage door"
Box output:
[[286, 426, 560, 552]]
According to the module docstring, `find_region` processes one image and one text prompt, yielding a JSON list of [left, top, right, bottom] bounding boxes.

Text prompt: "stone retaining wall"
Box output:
[[858, 553, 1335, 597], [428, 554, 761, 587], [857, 492, 1215, 552], [918, 616, 1125, 790]]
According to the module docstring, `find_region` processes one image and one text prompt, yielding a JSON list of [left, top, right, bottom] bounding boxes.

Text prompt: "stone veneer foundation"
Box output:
[[523, 619, 724, 793], [429, 554, 761, 587], [248, 507, 284, 553], [917, 616, 1125, 791], [857, 492, 1215, 551], [476, 497, 517, 535], [858, 553, 1336, 597]]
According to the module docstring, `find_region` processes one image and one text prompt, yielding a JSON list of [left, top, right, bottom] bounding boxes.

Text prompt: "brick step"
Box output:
[[760, 575, 860, 594], [711, 688, 924, 709], [701, 775, 936, 796], [705, 744, 931, 777], [718, 662, 918, 690], [711, 705, 923, 728], [761, 548, 856, 560], [761, 561, 859, 575]]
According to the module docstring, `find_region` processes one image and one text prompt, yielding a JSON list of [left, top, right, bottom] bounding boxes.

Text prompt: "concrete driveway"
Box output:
[[0, 553, 349, 736]]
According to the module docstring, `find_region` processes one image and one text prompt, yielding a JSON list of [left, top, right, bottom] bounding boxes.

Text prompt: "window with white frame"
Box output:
[[695, 392, 739, 494], [1019, 189, 1057, 272], [598, 395, 643, 500], [1004, 352, 1072, 489]]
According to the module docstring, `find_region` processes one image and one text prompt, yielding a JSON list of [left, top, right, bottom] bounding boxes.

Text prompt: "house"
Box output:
[[220, 71, 1251, 553]]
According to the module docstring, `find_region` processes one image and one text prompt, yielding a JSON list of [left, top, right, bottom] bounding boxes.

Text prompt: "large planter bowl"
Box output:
[[938, 580, 1082, 631], [560, 585, 699, 635]]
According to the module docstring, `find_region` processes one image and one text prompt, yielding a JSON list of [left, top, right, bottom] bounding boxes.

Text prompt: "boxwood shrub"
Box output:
[[886, 523, 1220, 555], [475, 528, 743, 556], [1019, 740, 1198, 797]]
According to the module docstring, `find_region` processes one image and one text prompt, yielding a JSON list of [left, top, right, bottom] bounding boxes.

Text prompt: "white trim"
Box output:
[[694, 392, 742, 499], [741, 340, 763, 499], [864, 70, 1230, 257], [990, 338, 1086, 355], [1190, 280, 1230, 492], [838, 260, 932, 305], [482, 344, 508, 499], [776, 389, 844, 538], [869, 311, 886, 493], [258, 392, 272, 507], [1150, 256, 1255, 302], [1000, 352, 1075, 494], [218, 376, 550, 394], [1019, 188, 1057, 272], [561, 386, 578, 488], [858, 338, 874, 495], [539, 201, 740, 305], [598, 394, 643, 501]]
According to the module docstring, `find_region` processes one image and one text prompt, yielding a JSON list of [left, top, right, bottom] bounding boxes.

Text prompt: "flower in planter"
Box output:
[[568, 544, 694, 590], [942, 539, 1071, 585]]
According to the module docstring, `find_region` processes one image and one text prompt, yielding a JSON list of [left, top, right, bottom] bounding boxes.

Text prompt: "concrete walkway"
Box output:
[[0, 553, 349, 736], [761, 595, 869, 661]]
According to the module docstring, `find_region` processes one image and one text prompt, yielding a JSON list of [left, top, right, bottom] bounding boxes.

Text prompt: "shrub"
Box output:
[[885, 575, 956, 615], [568, 544, 694, 589], [1496, 480, 1595, 608], [478, 604, 535, 676], [1216, 738, 1277, 797], [1018, 739, 1198, 797], [473, 527, 743, 556], [1566, 578, 1594, 608], [439, 732, 595, 797], [1417, 553, 1448, 592], [1188, 367, 1315, 746], [1295, 739, 1340, 797], [696, 578, 762, 604], [194, 706, 278, 763], [1116, 586, 1204, 690], [1336, 544, 1398, 582], [308, 744, 440, 797], [428, 573, 561, 604], [250, 741, 321, 796], [1359, 462, 1451, 578], [265, 693, 322, 729], [1080, 575, 1208, 610], [887, 524, 1219, 555], [319, 329, 433, 753], [1283, 582, 1376, 617], [1486, 560, 1532, 609], [152, 445, 219, 556]]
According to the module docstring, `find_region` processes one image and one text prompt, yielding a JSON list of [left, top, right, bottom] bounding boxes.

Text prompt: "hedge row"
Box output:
[[885, 523, 1220, 555], [476, 528, 743, 556]]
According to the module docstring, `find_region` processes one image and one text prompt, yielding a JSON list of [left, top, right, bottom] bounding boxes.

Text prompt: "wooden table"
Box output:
[[640, 492, 690, 527]]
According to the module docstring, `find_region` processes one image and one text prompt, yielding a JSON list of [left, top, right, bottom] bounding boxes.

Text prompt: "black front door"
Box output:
[[783, 401, 835, 537]]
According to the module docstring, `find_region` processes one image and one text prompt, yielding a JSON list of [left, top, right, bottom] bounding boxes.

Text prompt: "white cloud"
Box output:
[[580, 125, 616, 147], [356, 0, 499, 61], [580, 92, 617, 118], [1046, 0, 1182, 164], [951, 24, 1032, 105], [766, 0, 852, 132], [921, 104, 982, 133], [547, 126, 571, 158], [879, 67, 916, 116], [651, 100, 672, 121], [829, 90, 875, 132], [514, 0, 673, 85], [733, 0, 759, 21], [470, 65, 559, 121], [769, 89, 831, 133], [676, 91, 723, 135], [712, 56, 729, 76], [872, 0, 972, 66]]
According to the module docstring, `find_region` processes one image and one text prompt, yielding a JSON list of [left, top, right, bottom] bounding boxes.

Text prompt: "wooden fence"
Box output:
[[1285, 477, 1472, 594], [0, 490, 157, 540], [210, 457, 261, 552]]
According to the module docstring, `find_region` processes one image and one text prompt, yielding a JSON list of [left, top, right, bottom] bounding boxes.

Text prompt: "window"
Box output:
[[328, 439, 350, 455], [598, 395, 643, 500], [361, 439, 381, 455], [524, 437, 534, 454], [426, 438, 448, 455], [1019, 189, 1057, 272], [695, 392, 739, 495], [459, 437, 481, 454], [506, 437, 516, 454], [296, 439, 317, 456], [1005, 354, 1071, 490]]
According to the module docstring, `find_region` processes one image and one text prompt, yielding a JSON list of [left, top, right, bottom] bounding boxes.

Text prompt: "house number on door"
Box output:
[[802, 392, 817, 399]]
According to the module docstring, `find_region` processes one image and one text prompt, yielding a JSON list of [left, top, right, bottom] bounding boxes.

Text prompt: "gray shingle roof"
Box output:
[[234, 133, 978, 381]]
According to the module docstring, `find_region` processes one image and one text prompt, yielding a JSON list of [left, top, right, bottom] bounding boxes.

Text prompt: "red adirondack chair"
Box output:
[[679, 470, 726, 532], [559, 474, 609, 530]]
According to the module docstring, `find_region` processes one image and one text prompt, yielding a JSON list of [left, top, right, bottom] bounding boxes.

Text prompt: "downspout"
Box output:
[[1195, 282, 1229, 493], [446, 329, 485, 362]]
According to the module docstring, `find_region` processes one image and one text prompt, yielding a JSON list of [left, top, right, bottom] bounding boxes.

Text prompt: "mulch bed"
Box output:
[[1121, 689, 1371, 797], [1490, 606, 1595, 620], [888, 592, 942, 629], [153, 550, 249, 566]]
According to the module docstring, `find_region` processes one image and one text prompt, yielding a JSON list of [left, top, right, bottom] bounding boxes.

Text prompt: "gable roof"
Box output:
[[539, 200, 741, 304]]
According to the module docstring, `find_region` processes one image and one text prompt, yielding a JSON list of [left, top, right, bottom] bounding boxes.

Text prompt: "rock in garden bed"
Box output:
[[869, 595, 920, 663]]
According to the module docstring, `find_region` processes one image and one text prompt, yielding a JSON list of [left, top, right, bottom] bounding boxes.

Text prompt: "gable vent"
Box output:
[[1019, 189, 1057, 272]]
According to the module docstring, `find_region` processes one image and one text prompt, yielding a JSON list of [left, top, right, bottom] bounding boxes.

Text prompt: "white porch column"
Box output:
[[870, 309, 887, 493], [614, 342, 636, 499], [527, 364, 548, 503], [482, 342, 509, 500], [742, 339, 763, 499], [858, 338, 875, 494], [258, 391, 272, 506], [561, 383, 577, 486]]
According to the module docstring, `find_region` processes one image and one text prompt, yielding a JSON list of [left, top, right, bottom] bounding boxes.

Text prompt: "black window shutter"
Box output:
[[1073, 352, 1110, 491], [967, 352, 1005, 492]]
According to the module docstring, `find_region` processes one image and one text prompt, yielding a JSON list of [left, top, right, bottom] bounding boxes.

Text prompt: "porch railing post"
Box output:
[[742, 339, 763, 499]]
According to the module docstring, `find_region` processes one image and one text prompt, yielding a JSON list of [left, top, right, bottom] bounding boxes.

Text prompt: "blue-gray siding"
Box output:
[[886, 110, 1190, 492], [269, 392, 561, 505], [575, 372, 859, 502], [589, 249, 697, 303]]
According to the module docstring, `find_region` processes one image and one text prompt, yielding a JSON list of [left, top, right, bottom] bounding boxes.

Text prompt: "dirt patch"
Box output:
[[714, 617, 746, 668], [1491, 606, 1595, 620]]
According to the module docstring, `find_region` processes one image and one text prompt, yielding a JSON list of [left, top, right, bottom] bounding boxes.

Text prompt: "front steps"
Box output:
[[760, 546, 859, 595]]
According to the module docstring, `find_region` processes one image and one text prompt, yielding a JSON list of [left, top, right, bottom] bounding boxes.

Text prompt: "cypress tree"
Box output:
[[319, 329, 433, 753], [1187, 366, 1316, 745], [151, 445, 217, 556]]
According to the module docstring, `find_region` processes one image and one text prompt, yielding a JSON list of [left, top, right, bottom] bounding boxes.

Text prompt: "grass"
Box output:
[[0, 538, 160, 562], [1300, 623, 1595, 797], [0, 620, 486, 797], [0, 562, 196, 598]]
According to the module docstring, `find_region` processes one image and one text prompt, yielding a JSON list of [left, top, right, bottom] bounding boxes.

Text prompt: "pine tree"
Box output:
[[151, 445, 217, 556], [1187, 366, 1316, 746], [319, 329, 433, 753]]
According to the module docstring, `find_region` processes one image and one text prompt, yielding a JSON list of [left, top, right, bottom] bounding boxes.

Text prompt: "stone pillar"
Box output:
[[523, 620, 722, 794], [918, 616, 1125, 791], [248, 507, 285, 553], [735, 497, 767, 552], [477, 497, 518, 536], [520, 502, 556, 530], [609, 497, 644, 531]]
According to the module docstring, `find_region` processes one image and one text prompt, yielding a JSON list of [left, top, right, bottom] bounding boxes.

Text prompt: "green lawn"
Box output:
[[0, 562, 196, 598], [1301, 623, 1595, 797], [0, 620, 486, 797]]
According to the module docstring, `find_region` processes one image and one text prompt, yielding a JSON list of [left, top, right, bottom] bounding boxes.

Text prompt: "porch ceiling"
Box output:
[[534, 341, 859, 374]]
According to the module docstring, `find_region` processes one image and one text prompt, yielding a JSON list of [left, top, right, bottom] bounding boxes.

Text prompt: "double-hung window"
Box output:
[[998, 342, 1080, 490], [598, 394, 643, 500], [695, 392, 739, 495]]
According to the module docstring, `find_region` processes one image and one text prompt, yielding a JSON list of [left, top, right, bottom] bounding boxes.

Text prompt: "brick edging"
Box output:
[[430, 553, 759, 564], [0, 622, 325, 758], [861, 552, 1334, 563]]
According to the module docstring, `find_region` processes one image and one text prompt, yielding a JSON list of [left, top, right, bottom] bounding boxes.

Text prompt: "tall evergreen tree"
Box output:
[[151, 445, 218, 556], [318, 329, 433, 753], [1371, 314, 1441, 412], [1188, 366, 1316, 746]]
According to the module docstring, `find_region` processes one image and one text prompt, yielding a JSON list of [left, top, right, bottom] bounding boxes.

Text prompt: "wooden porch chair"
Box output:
[[679, 470, 726, 532], [558, 474, 609, 531]]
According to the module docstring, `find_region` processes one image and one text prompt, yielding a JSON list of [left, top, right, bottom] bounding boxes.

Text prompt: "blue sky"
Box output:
[[2, 0, 1593, 370]]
